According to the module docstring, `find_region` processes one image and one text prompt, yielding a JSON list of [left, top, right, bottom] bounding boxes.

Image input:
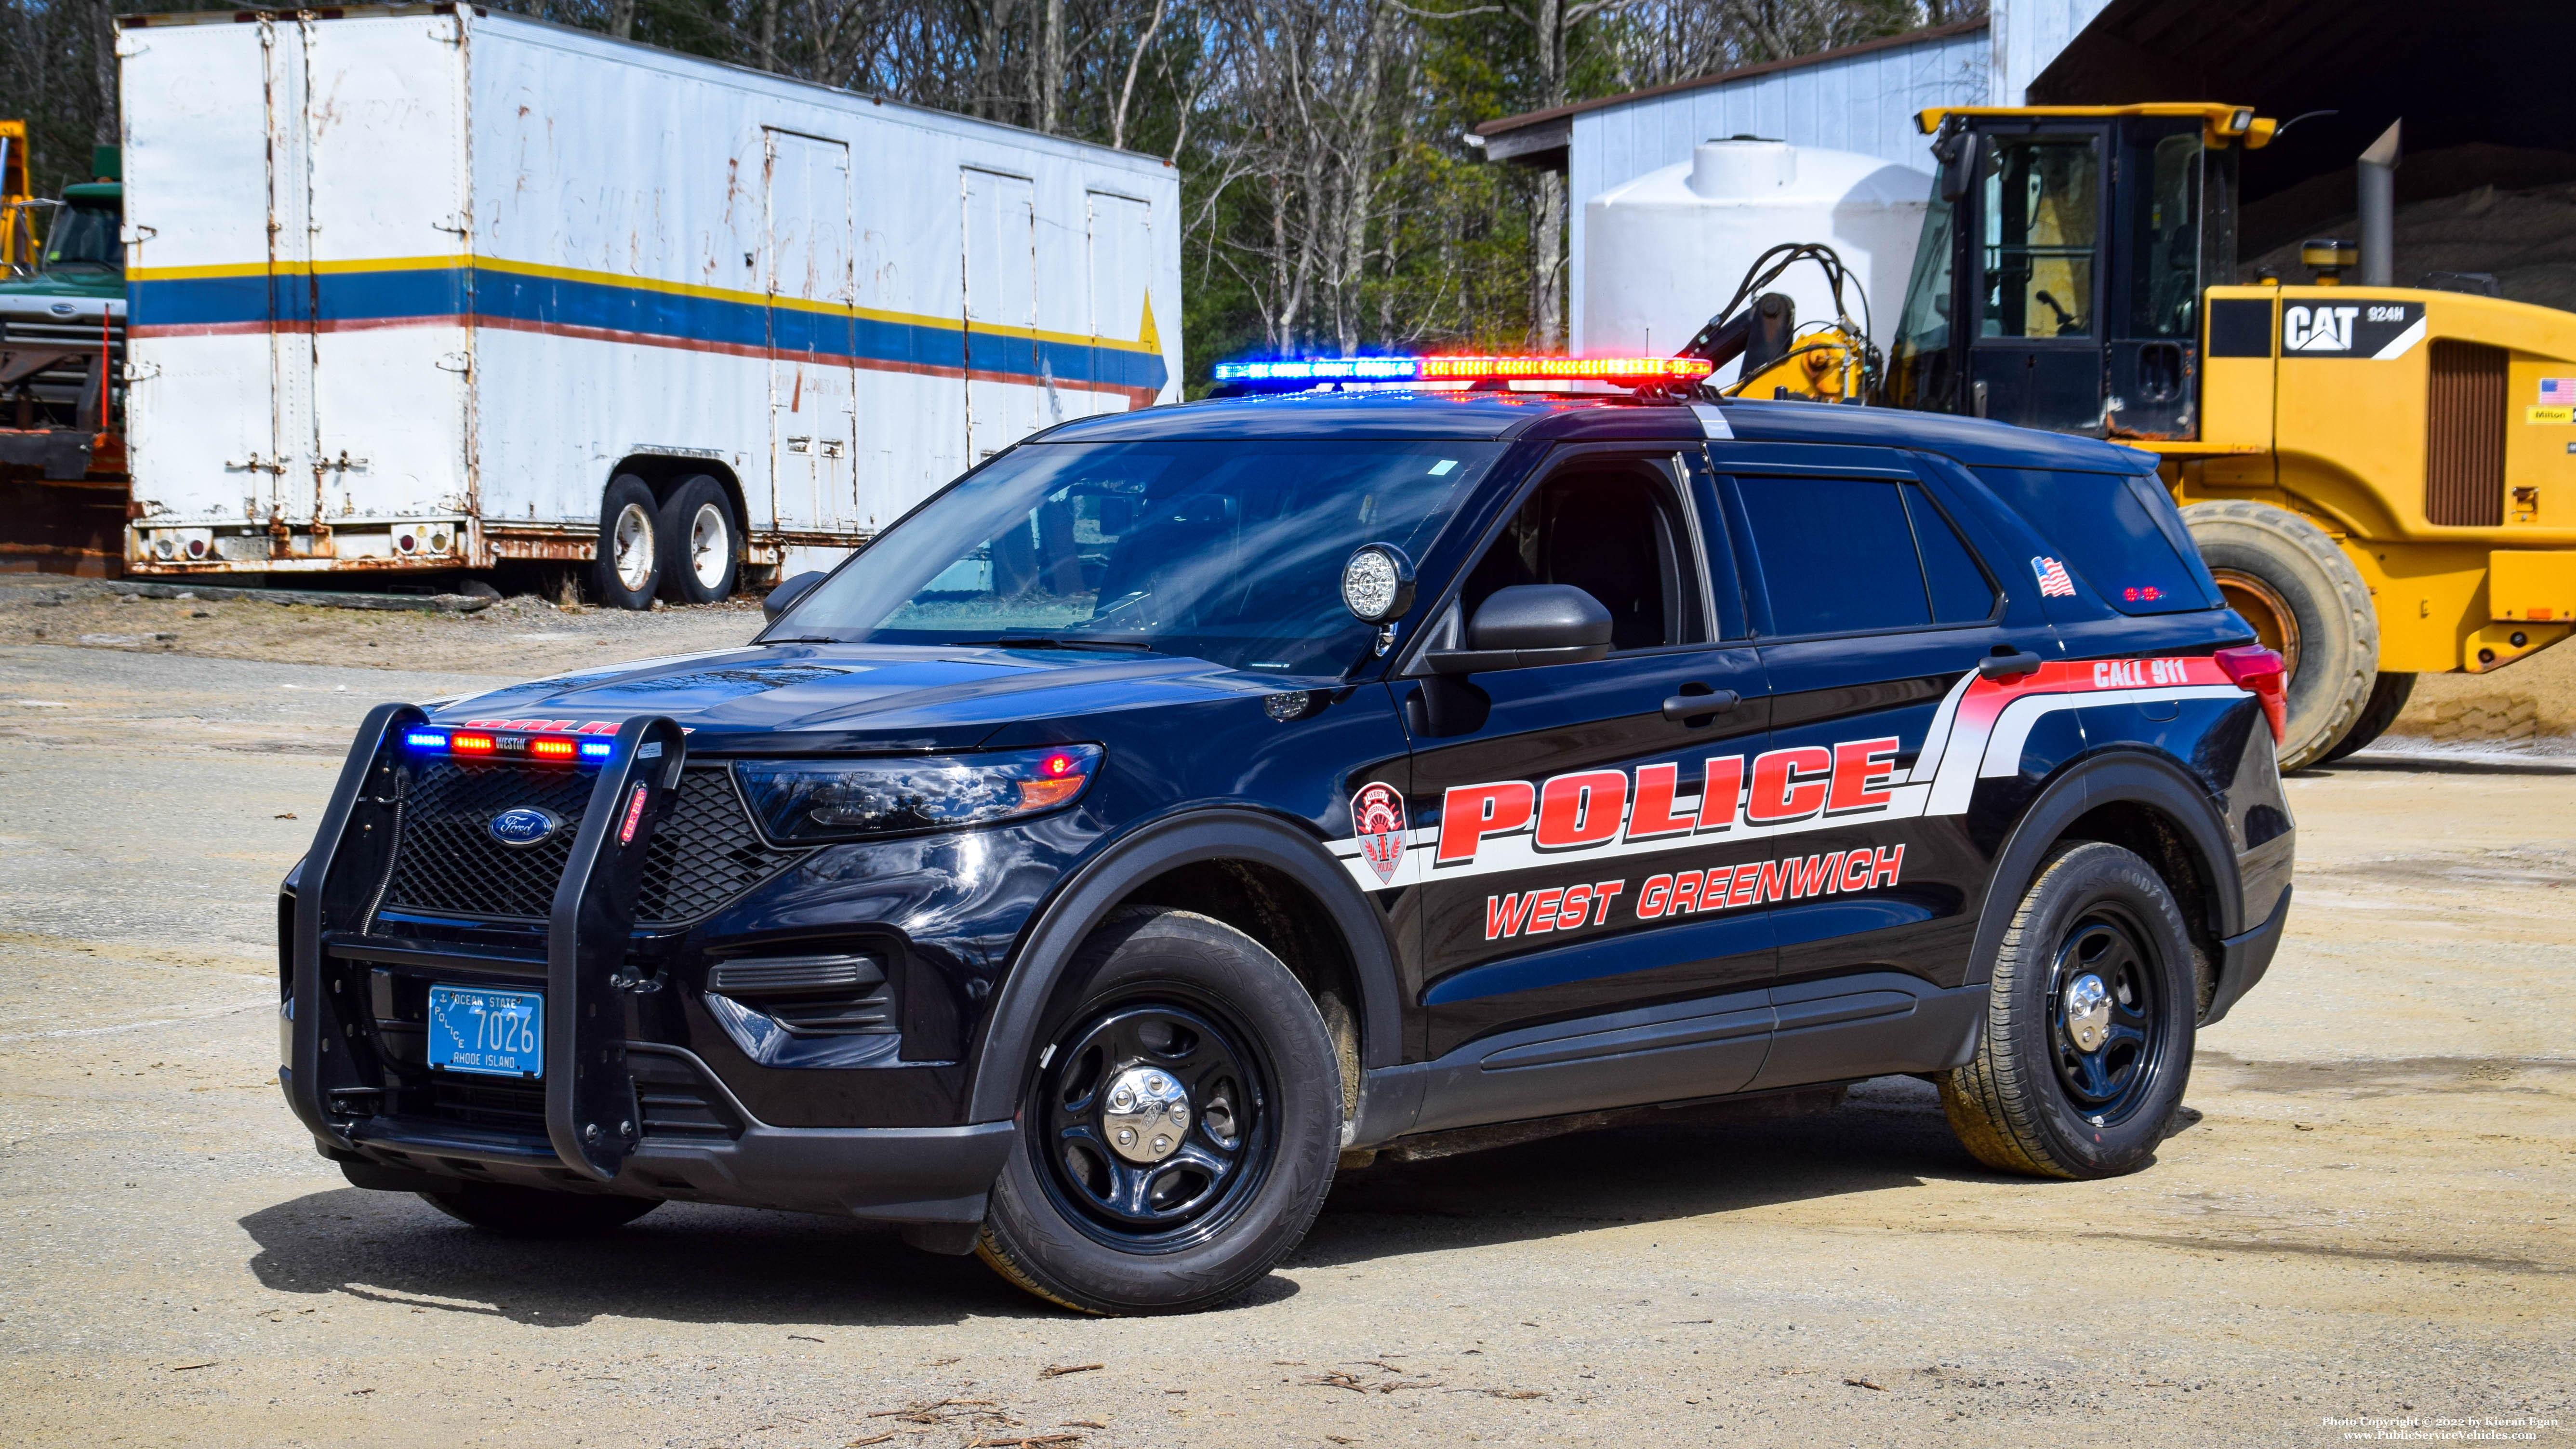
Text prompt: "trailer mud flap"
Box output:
[[545, 716, 688, 1182], [289, 701, 426, 1147]]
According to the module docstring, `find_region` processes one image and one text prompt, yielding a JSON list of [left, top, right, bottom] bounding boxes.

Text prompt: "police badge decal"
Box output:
[[1351, 781, 1408, 886]]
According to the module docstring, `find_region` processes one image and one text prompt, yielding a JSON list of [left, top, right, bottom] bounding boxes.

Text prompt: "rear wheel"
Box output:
[[1941, 842, 2197, 1180], [2315, 671, 2417, 765], [592, 474, 662, 610], [656, 475, 739, 605], [2181, 499, 2377, 770], [975, 907, 1341, 1315], [419, 1183, 661, 1237]]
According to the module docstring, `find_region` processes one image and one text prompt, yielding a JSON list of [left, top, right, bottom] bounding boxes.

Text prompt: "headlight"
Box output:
[[735, 744, 1103, 842]]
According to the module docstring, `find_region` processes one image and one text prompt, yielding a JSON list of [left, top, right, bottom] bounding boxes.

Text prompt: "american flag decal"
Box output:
[[2542, 377, 2576, 406], [2032, 556, 2077, 598]]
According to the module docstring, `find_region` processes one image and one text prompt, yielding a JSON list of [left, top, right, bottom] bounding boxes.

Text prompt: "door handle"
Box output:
[[1662, 689, 1741, 722], [1978, 651, 2047, 680]]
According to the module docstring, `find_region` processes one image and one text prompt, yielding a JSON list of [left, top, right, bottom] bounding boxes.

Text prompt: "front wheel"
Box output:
[[2315, 671, 2417, 765], [976, 907, 1341, 1315], [1941, 842, 2198, 1180], [591, 474, 662, 610], [2181, 499, 2378, 769]]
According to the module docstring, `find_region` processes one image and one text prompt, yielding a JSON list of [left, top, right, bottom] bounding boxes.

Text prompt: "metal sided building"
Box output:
[[115, 4, 1182, 588], [1474, 1, 2120, 349]]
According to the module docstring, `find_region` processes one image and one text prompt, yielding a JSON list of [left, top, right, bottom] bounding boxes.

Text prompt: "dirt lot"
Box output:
[[1, 590, 2572, 1448]]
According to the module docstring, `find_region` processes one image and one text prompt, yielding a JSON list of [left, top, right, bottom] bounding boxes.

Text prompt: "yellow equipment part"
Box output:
[[2164, 283, 2576, 674], [1, 120, 31, 270], [1731, 334, 1864, 403]]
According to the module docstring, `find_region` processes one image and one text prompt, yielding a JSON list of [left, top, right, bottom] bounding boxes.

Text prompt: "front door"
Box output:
[[1394, 449, 1773, 1084], [766, 129, 858, 533], [1967, 124, 2109, 433]]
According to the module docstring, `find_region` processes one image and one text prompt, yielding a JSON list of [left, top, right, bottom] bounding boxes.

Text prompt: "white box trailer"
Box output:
[[114, 3, 1181, 602]]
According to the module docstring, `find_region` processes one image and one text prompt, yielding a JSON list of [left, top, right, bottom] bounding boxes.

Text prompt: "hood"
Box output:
[[0, 273, 124, 312], [428, 641, 1277, 752]]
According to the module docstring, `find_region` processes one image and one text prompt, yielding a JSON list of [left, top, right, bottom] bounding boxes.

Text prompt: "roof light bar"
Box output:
[[1211, 354, 1715, 385]]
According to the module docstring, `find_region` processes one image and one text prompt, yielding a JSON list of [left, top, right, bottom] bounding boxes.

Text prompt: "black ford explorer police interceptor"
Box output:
[[280, 377, 2296, 1315]]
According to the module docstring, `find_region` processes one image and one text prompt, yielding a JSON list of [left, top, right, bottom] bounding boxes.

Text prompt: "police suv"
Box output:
[[281, 360, 2296, 1315]]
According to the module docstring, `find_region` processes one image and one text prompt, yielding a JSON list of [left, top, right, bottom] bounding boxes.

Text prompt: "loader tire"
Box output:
[[2181, 500, 2377, 770], [2315, 671, 2417, 766]]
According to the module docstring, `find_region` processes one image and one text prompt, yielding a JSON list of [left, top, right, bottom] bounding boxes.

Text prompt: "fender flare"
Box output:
[[1964, 750, 2244, 986], [963, 807, 1407, 1123]]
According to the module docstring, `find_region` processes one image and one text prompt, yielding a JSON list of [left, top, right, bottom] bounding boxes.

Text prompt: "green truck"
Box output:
[[1, 140, 127, 576]]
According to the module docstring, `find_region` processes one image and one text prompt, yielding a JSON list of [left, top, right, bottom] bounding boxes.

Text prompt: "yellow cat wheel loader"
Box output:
[[1687, 104, 2576, 769]]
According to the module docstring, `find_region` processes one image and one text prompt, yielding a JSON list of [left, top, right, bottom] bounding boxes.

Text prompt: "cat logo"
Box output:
[[2283, 304, 2360, 352]]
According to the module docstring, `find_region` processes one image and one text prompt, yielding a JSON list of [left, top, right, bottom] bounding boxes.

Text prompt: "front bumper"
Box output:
[[286, 705, 1014, 1221]]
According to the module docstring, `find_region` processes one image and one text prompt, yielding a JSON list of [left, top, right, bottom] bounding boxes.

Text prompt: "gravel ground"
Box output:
[[0, 627, 2572, 1449]]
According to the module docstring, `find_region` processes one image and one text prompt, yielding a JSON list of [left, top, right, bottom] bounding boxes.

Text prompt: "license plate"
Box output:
[[428, 984, 544, 1079]]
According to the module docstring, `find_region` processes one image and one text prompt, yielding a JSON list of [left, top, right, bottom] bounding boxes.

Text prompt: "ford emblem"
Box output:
[[49, 302, 77, 318], [488, 807, 561, 849]]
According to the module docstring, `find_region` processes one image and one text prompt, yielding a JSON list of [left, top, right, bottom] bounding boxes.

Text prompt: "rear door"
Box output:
[[1083, 190, 1155, 420], [119, 18, 277, 529], [298, 13, 473, 527], [766, 129, 859, 534], [1393, 445, 1774, 1120], [1711, 443, 2061, 1086]]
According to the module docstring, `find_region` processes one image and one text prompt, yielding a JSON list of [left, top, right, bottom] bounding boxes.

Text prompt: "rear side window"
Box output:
[[1975, 467, 2219, 613], [1728, 475, 1999, 637]]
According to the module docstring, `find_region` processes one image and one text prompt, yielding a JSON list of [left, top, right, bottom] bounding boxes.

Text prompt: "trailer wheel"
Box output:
[[657, 475, 739, 605], [593, 474, 662, 610], [2180, 500, 2378, 770]]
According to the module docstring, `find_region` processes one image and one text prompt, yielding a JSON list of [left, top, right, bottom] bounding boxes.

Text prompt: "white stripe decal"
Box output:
[[2371, 316, 2427, 361]]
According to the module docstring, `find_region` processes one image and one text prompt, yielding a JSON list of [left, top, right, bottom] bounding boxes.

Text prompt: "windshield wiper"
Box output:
[[760, 635, 842, 644], [948, 637, 1155, 652]]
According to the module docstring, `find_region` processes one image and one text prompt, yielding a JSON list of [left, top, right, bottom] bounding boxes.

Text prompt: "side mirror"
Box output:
[[1935, 125, 1978, 204], [1426, 585, 1613, 674], [762, 570, 825, 623]]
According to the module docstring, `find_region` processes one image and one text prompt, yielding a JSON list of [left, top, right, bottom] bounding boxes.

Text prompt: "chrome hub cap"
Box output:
[[2063, 971, 2112, 1053], [1103, 1066, 1191, 1164], [612, 502, 656, 592]]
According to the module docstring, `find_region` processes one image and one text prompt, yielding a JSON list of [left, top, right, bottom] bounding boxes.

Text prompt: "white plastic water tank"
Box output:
[[1581, 138, 1931, 379]]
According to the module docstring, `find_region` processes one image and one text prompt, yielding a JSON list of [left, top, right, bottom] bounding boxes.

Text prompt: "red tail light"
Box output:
[[2213, 645, 2287, 745]]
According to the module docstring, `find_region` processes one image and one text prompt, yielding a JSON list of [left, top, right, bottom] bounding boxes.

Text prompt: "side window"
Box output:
[[1731, 475, 1930, 636], [1459, 463, 1703, 651], [1974, 466, 2220, 614], [1730, 474, 1999, 637], [1905, 487, 2000, 623]]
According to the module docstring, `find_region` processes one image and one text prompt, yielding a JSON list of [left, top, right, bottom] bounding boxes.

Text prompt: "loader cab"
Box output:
[[1886, 105, 2262, 440]]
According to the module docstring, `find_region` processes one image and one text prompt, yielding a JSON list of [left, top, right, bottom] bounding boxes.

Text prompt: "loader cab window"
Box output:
[[2126, 132, 2202, 340], [1886, 185, 1958, 412], [1979, 135, 2098, 339]]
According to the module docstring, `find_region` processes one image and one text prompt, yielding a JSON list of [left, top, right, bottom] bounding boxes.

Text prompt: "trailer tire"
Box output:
[[657, 475, 739, 605], [2181, 500, 2377, 770], [593, 474, 662, 610], [2316, 671, 2416, 765]]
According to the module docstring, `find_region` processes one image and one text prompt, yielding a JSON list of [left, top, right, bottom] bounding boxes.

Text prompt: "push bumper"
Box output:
[[2202, 883, 2291, 1026], [290, 705, 1010, 1222]]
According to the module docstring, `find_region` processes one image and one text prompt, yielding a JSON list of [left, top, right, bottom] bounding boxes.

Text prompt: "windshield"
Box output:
[[43, 204, 121, 273], [771, 438, 1502, 674]]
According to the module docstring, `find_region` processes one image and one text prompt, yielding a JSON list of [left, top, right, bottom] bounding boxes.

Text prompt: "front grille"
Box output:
[[0, 311, 124, 421], [2425, 338, 2506, 526], [382, 761, 808, 927], [633, 1054, 744, 1141], [423, 1075, 546, 1134]]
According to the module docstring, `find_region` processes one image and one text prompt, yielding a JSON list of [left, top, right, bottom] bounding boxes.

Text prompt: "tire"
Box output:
[[976, 906, 1341, 1316], [418, 1183, 661, 1238], [591, 474, 662, 610], [2181, 500, 2378, 770], [656, 474, 739, 605], [2315, 671, 2417, 765], [1940, 842, 2198, 1181]]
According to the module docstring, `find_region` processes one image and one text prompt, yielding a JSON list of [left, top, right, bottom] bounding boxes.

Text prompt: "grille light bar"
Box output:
[[1211, 355, 1714, 385], [405, 728, 606, 764]]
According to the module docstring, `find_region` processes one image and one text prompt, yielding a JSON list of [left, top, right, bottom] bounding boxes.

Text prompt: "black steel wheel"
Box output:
[[1038, 1001, 1270, 1247], [1942, 841, 2198, 1180], [976, 907, 1341, 1315], [2044, 907, 2171, 1127]]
